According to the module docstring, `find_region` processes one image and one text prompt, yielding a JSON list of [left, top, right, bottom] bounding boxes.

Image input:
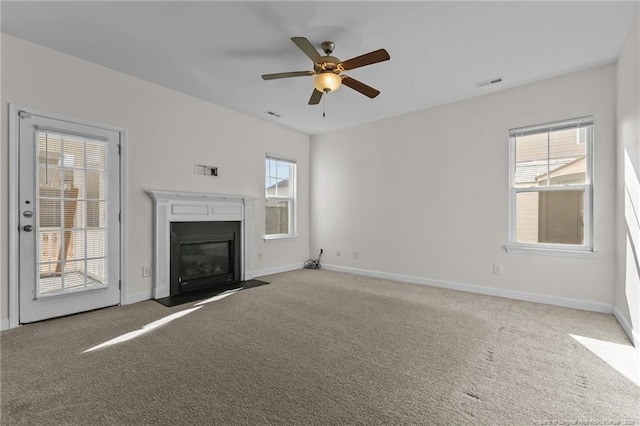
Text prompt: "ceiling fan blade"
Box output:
[[308, 89, 323, 105], [339, 49, 390, 71], [291, 37, 322, 62], [262, 71, 314, 80], [341, 76, 380, 98]]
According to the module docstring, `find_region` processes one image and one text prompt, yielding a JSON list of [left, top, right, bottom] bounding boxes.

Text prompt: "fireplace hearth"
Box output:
[[170, 221, 240, 296]]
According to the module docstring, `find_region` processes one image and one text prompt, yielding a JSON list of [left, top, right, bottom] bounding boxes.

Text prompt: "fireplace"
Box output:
[[147, 191, 255, 300], [170, 221, 240, 295]]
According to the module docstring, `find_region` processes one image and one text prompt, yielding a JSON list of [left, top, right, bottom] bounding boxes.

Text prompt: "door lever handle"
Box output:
[[23, 225, 34, 232]]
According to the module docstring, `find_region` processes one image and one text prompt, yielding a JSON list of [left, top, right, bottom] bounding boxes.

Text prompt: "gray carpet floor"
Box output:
[[1, 269, 639, 425]]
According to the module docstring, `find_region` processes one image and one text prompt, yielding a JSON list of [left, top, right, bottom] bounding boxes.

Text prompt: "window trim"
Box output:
[[264, 154, 297, 240], [506, 116, 594, 254]]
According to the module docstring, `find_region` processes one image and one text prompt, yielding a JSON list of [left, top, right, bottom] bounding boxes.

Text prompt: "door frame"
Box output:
[[8, 104, 128, 329]]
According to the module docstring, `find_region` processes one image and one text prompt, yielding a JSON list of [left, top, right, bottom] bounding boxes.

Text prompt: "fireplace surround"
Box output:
[[147, 191, 255, 299]]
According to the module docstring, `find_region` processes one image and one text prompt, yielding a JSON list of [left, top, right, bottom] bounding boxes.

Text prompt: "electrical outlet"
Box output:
[[336, 250, 341, 257], [142, 266, 151, 277], [354, 251, 360, 259], [258, 253, 262, 260], [493, 264, 503, 276]]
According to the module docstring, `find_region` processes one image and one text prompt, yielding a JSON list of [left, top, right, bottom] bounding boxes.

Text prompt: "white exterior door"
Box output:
[[17, 111, 121, 323]]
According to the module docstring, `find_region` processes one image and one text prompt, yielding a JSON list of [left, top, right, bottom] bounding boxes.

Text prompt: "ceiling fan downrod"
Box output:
[[321, 41, 335, 55]]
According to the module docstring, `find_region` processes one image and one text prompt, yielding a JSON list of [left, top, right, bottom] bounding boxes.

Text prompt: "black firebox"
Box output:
[[170, 221, 241, 296]]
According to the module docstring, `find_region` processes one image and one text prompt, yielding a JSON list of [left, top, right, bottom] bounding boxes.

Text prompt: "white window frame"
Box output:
[[506, 116, 595, 257], [264, 154, 297, 240]]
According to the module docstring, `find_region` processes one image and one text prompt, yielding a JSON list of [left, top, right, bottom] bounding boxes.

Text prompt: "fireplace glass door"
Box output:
[[170, 221, 241, 296], [179, 241, 230, 282]]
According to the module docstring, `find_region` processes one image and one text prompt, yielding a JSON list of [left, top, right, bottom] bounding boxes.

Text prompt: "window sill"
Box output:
[[504, 245, 597, 258], [264, 234, 297, 241]]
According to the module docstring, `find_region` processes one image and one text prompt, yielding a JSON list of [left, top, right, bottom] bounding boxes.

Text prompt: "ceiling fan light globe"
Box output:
[[313, 72, 341, 93]]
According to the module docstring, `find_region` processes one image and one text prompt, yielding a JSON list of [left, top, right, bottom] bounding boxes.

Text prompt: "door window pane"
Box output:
[[36, 131, 108, 296]]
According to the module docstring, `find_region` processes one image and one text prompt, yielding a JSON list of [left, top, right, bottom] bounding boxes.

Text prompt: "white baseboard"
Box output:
[[253, 263, 302, 278], [1, 319, 9, 331], [614, 306, 639, 347], [322, 264, 614, 314], [123, 289, 153, 305]]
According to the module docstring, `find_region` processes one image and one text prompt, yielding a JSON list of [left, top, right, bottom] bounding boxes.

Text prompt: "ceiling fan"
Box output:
[[261, 37, 390, 105]]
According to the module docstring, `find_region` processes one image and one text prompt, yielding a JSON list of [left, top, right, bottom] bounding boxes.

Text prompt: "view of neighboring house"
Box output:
[[514, 127, 588, 245]]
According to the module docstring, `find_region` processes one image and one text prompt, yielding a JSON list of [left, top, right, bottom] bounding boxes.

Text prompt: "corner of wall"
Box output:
[[614, 9, 640, 346], [614, 306, 640, 346]]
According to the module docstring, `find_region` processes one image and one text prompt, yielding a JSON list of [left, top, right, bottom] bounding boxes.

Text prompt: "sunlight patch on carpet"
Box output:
[[193, 288, 243, 306], [83, 307, 202, 353], [570, 334, 640, 387]]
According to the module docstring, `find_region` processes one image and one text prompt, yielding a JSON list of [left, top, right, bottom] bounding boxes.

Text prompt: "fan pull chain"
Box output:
[[323, 94, 326, 118]]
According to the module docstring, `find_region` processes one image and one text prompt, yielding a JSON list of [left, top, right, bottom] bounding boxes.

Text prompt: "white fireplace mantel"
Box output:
[[147, 190, 255, 299]]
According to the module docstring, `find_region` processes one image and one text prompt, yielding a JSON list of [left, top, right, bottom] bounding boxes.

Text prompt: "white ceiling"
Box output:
[[1, 1, 638, 136]]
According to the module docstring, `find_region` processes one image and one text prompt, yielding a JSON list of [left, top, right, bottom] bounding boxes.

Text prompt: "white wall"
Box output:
[[1, 35, 310, 327], [311, 64, 617, 310], [615, 11, 640, 346]]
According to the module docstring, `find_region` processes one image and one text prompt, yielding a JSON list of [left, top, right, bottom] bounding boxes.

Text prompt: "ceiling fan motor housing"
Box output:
[[314, 56, 342, 73]]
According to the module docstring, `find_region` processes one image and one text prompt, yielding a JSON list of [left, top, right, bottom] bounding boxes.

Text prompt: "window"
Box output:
[[508, 117, 593, 253], [265, 155, 296, 238]]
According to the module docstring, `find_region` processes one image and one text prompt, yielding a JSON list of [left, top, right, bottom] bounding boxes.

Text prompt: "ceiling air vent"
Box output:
[[265, 110, 282, 118], [475, 76, 503, 88]]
